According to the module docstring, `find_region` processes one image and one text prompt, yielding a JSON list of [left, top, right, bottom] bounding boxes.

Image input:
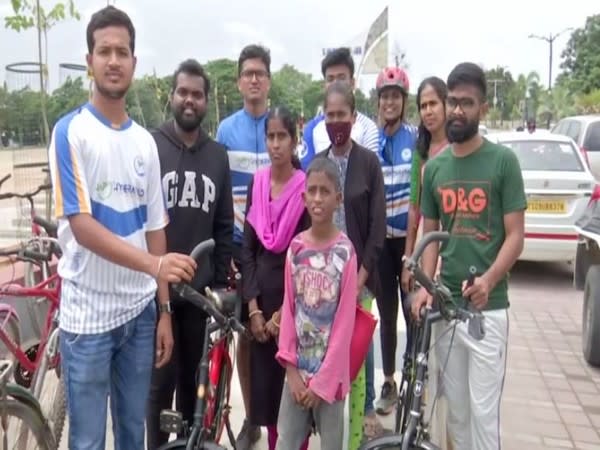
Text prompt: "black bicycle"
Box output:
[[157, 239, 250, 450], [360, 231, 486, 450]]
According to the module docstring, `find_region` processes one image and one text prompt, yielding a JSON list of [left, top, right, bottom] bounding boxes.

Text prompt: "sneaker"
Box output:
[[375, 381, 398, 416], [235, 418, 261, 450]]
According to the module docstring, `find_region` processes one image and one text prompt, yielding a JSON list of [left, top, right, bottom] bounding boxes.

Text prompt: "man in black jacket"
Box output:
[[146, 59, 234, 450]]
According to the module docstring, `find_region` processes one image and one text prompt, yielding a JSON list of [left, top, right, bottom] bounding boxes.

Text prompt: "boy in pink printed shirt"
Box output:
[[276, 158, 357, 449]]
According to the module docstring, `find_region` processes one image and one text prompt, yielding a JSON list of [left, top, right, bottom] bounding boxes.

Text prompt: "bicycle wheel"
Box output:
[[37, 369, 66, 447], [0, 310, 21, 363], [0, 397, 56, 450]]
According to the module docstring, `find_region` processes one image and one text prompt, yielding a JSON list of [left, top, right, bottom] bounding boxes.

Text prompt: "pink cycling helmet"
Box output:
[[376, 67, 409, 95]]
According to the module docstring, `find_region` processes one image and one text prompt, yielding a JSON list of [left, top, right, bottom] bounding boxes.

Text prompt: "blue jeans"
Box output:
[[365, 340, 375, 414], [60, 301, 156, 450]]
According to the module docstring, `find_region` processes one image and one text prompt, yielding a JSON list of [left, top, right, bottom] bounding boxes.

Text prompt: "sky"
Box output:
[[0, 0, 597, 95]]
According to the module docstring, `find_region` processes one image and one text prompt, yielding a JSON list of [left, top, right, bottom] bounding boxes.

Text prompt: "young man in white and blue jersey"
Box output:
[[216, 44, 271, 449], [299, 47, 379, 169], [372, 67, 418, 417], [48, 6, 196, 450]]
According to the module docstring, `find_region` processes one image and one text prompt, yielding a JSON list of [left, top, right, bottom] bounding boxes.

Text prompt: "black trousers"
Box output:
[[376, 237, 411, 377], [146, 301, 207, 450]]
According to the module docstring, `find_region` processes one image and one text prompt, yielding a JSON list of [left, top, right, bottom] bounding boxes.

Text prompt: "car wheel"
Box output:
[[582, 265, 600, 366]]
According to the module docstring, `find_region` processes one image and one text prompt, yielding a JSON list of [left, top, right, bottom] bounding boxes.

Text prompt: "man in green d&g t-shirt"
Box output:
[[411, 62, 526, 450]]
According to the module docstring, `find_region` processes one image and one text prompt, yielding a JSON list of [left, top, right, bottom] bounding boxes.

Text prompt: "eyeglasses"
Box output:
[[325, 74, 350, 83], [446, 97, 477, 112], [240, 69, 269, 81]]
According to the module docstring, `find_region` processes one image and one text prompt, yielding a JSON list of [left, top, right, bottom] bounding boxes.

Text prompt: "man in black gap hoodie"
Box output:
[[146, 59, 234, 449]]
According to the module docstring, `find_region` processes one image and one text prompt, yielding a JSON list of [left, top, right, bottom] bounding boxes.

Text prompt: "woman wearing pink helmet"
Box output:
[[370, 66, 418, 423]]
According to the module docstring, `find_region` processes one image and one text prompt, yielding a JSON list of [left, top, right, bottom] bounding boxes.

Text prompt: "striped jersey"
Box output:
[[299, 111, 379, 169], [378, 123, 418, 238], [48, 103, 168, 334], [216, 109, 271, 244]]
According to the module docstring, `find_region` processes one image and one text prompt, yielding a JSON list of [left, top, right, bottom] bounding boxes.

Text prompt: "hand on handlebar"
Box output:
[[156, 253, 197, 283], [462, 276, 491, 310], [410, 287, 432, 321]]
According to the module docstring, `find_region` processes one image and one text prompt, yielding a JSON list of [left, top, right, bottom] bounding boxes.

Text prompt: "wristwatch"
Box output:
[[158, 301, 172, 314]]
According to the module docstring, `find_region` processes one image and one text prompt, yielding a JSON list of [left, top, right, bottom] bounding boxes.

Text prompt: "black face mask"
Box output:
[[445, 116, 479, 143]]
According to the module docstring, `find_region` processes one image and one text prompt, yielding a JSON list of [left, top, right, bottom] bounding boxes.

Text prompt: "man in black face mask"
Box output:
[[146, 59, 234, 450]]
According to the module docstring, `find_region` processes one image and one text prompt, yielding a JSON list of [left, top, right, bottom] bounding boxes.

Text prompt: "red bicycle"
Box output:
[[0, 184, 65, 446], [158, 239, 249, 450]]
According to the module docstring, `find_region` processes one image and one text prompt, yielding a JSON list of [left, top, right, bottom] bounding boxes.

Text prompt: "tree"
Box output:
[[5, 0, 80, 145], [271, 64, 312, 118], [577, 89, 600, 114], [47, 77, 87, 128], [125, 75, 170, 129], [484, 66, 515, 122], [559, 15, 600, 95], [203, 59, 243, 135]]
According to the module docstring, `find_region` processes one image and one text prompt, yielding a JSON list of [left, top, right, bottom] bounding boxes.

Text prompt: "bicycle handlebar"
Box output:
[[172, 239, 249, 338], [404, 231, 485, 340], [33, 215, 58, 238]]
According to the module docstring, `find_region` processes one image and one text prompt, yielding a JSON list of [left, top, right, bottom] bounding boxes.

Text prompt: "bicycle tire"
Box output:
[[0, 310, 21, 363], [0, 397, 57, 450], [45, 372, 66, 447]]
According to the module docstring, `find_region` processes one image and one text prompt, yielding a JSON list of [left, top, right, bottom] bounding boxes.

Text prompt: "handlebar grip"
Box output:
[[0, 193, 13, 200], [190, 239, 216, 262], [33, 216, 58, 237]]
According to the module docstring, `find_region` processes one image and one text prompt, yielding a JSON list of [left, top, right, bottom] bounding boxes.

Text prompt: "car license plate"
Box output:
[[527, 199, 566, 214]]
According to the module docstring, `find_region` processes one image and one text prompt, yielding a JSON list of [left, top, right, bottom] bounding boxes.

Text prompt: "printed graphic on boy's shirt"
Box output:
[[291, 241, 352, 378], [438, 180, 492, 240]]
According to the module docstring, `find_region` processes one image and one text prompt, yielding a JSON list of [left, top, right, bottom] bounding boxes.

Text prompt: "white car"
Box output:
[[551, 115, 600, 180], [487, 132, 596, 263]]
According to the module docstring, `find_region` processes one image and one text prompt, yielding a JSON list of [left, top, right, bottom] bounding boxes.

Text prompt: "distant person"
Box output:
[[48, 6, 196, 450], [300, 47, 379, 169], [527, 118, 536, 133], [216, 43, 272, 449]]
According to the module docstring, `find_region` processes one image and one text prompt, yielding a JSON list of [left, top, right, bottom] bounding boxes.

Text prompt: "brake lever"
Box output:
[[465, 267, 485, 341]]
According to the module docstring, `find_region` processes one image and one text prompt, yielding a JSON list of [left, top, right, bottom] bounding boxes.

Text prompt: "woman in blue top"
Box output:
[[372, 67, 418, 418]]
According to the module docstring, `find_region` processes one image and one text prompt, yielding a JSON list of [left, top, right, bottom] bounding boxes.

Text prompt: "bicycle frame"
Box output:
[[0, 273, 61, 393]]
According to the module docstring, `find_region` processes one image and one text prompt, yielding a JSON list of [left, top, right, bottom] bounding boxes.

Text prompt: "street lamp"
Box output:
[[528, 27, 573, 91]]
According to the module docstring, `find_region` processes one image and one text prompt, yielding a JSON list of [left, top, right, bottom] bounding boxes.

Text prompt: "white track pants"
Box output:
[[434, 309, 509, 450]]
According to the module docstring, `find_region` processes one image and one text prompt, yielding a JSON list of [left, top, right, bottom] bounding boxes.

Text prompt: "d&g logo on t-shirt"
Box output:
[[438, 181, 491, 240]]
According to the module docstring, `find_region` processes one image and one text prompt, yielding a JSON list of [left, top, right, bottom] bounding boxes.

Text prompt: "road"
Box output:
[[50, 260, 599, 449]]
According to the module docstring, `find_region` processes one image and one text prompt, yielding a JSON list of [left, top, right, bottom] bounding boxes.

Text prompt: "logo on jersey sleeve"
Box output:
[[438, 181, 491, 240]]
